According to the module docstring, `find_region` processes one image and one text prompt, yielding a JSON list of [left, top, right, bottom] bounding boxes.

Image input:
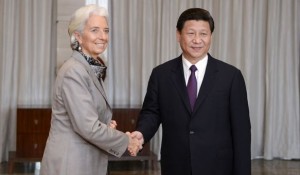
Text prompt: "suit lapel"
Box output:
[[170, 56, 192, 113], [193, 54, 218, 113], [71, 51, 110, 104]]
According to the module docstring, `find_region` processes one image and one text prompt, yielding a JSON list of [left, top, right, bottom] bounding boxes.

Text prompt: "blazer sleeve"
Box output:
[[60, 63, 128, 157], [230, 70, 251, 175]]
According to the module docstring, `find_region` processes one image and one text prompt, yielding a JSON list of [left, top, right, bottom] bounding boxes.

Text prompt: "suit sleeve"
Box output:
[[230, 70, 251, 175], [136, 69, 161, 143], [61, 64, 128, 157]]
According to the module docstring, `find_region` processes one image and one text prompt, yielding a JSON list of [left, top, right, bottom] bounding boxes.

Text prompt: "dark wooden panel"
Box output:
[[15, 107, 154, 161], [17, 108, 51, 133], [112, 108, 140, 132], [16, 133, 48, 158], [16, 108, 51, 158]]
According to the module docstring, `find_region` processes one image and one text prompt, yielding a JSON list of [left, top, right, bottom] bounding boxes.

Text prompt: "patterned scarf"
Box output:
[[78, 51, 107, 81]]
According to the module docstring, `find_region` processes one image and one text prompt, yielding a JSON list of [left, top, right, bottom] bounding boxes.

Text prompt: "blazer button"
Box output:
[[190, 131, 195, 134]]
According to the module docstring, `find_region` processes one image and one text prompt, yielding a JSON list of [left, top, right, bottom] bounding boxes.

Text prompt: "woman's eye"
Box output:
[[91, 28, 98, 33]]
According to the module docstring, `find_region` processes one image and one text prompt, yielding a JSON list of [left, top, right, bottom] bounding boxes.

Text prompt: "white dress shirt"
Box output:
[[182, 55, 208, 96]]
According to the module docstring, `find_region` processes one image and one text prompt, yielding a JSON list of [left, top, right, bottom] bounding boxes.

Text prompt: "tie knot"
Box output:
[[190, 65, 197, 72]]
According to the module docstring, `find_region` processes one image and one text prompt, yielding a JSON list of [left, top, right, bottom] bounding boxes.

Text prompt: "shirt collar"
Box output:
[[182, 54, 208, 71]]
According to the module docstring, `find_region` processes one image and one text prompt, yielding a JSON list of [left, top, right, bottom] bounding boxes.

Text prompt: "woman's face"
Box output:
[[75, 15, 109, 58]]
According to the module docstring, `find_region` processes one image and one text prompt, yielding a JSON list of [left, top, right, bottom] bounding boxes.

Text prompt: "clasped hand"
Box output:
[[126, 131, 144, 156], [109, 120, 144, 156]]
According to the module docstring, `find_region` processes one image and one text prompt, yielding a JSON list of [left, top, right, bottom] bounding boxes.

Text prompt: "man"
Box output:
[[131, 8, 251, 175]]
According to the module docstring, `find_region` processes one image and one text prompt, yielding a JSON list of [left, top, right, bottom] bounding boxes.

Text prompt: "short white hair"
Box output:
[[68, 4, 109, 50]]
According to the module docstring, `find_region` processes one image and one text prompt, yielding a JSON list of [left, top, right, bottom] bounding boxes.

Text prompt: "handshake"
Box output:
[[126, 131, 144, 156], [109, 120, 144, 156]]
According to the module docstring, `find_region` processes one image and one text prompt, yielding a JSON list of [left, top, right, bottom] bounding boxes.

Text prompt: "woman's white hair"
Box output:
[[68, 4, 109, 50]]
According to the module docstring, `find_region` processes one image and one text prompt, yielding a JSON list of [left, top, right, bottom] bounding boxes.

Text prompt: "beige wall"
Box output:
[[56, 0, 85, 71]]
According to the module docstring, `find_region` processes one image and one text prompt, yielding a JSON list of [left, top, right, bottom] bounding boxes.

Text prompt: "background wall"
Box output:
[[56, 0, 84, 73]]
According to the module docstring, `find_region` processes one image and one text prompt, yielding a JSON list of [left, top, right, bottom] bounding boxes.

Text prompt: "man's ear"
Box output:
[[176, 30, 181, 42]]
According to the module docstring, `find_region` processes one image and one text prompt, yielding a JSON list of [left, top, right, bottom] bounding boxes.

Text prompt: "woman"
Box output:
[[41, 5, 140, 175]]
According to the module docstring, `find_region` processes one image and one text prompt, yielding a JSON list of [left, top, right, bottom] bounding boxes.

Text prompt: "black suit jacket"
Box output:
[[136, 54, 251, 175]]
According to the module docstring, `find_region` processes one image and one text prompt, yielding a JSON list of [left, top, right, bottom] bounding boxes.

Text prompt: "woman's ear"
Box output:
[[74, 31, 82, 45]]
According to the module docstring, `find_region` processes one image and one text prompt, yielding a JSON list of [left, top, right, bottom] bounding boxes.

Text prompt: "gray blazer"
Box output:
[[41, 51, 128, 175]]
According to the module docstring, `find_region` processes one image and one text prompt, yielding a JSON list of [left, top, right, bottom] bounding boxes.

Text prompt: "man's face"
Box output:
[[176, 20, 212, 63]]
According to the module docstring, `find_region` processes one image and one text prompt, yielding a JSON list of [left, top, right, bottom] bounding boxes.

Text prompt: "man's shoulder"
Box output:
[[209, 55, 240, 72], [155, 56, 181, 70]]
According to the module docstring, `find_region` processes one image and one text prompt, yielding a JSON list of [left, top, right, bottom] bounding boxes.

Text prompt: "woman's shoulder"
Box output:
[[57, 57, 88, 78]]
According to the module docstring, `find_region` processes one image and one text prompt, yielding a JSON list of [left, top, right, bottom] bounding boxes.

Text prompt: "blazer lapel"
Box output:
[[71, 51, 109, 103], [193, 54, 218, 113], [170, 56, 192, 113]]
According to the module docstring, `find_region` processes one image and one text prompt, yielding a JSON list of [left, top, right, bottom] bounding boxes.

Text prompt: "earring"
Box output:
[[73, 40, 81, 51]]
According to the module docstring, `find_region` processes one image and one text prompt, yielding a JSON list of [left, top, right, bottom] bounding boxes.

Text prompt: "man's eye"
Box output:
[[104, 29, 109, 33]]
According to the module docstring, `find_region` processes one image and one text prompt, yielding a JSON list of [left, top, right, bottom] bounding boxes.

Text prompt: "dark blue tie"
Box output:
[[187, 65, 197, 110]]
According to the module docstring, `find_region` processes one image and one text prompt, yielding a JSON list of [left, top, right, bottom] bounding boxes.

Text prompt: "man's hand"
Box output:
[[126, 131, 144, 156], [130, 131, 144, 150]]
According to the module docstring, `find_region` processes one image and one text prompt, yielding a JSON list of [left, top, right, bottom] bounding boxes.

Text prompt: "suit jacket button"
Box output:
[[190, 131, 195, 134]]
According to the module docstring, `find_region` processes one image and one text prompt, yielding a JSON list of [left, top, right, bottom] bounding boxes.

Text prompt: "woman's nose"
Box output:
[[98, 31, 108, 40]]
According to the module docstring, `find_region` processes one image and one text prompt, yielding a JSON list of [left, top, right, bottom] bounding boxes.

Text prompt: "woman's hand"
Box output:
[[109, 120, 117, 129]]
